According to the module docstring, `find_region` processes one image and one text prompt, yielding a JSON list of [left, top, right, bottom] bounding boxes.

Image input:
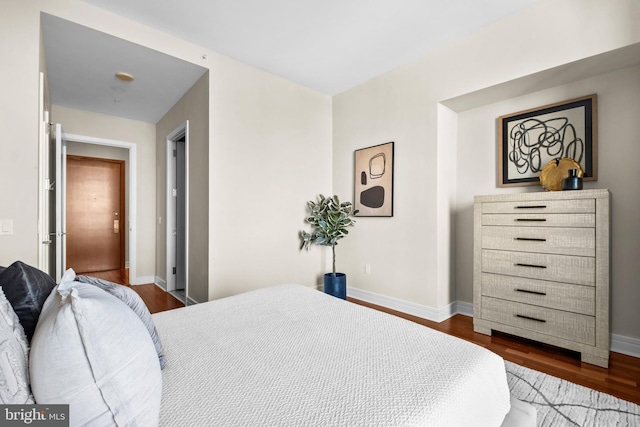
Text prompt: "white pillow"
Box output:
[[62, 268, 167, 369], [29, 281, 161, 426], [0, 286, 33, 404]]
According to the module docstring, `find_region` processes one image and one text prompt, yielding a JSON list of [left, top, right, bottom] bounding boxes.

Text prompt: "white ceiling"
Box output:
[[44, 1, 542, 123], [41, 14, 208, 124]]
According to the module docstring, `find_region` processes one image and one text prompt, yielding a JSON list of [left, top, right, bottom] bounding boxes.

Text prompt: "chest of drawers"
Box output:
[[473, 189, 610, 367]]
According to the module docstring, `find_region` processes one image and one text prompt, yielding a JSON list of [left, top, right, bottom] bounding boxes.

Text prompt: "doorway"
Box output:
[[166, 122, 189, 304], [39, 131, 139, 283], [66, 155, 125, 273]]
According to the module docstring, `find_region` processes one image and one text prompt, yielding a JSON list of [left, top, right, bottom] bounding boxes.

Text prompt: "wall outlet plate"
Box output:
[[0, 219, 13, 235]]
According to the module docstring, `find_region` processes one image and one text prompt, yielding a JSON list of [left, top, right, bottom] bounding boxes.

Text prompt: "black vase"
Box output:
[[562, 169, 583, 190], [323, 273, 346, 299]]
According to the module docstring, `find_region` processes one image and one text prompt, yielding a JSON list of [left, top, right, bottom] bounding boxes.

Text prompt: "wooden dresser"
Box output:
[[473, 189, 610, 367]]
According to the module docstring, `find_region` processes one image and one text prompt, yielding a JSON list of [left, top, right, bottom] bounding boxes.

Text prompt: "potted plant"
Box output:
[[300, 194, 358, 299]]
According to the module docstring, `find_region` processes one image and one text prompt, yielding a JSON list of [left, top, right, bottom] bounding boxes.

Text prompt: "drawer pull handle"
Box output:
[[515, 205, 547, 209], [515, 237, 547, 242], [515, 288, 547, 296], [515, 218, 547, 222], [516, 314, 546, 323], [515, 263, 547, 269]]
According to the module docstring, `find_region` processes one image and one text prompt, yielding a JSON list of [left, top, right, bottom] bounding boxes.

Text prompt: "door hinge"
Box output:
[[173, 149, 177, 157], [172, 267, 176, 275], [172, 188, 177, 197]]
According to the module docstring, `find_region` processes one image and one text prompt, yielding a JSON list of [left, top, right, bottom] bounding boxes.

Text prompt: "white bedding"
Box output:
[[152, 284, 511, 426]]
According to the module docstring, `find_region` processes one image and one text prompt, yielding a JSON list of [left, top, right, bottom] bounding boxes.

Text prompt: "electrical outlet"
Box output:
[[0, 219, 13, 235], [365, 264, 371, 274]]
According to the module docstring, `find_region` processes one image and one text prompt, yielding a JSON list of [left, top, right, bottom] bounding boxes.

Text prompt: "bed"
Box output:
[[152, 284, 522, 427], [0, 261, 534, 426]]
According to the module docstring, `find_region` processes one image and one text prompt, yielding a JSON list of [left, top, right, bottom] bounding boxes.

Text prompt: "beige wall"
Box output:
[[0, 1, 42, 265], [208, 54, 333, 300], [51, 105, 157, 281], [0, 0, 332, 299], [332, 0, 640, 340], [156, 72, 209, 303]]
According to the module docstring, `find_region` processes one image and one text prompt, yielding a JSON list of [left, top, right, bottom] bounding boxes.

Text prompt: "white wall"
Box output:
[[0, 0, 332, 299], [209, 54, 333, 299], [7, 0, 636, 342], [0, 1, 42, 265], [53, 105, 157, 281], [156, 72, 209, 303], [333, 0, 640, 341], [333, 72, 437, 306]]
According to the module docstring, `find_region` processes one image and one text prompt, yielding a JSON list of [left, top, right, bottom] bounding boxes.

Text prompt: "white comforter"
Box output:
[[152, 284, 510, 426]]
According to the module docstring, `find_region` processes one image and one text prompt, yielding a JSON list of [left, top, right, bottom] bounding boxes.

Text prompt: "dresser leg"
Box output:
[[581, 353, 609, 368], [473, 323, 492, 336]]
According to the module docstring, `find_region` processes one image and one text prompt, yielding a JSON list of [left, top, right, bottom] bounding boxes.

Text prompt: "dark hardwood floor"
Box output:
[[84, 269, 640, 406], [80, 268, 184, 313]]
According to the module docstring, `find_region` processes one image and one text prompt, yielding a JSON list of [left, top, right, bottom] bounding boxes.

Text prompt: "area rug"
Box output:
[[506, 361, 640, 427]]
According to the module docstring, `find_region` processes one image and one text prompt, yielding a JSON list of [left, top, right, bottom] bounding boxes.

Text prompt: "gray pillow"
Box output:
[[75, 274, 167, 369], [0, 286, 34, 404], [30, 281, 161, 425]]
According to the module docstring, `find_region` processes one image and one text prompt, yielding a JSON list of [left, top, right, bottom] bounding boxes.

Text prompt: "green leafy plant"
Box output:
[[300, 194, 358, 276]]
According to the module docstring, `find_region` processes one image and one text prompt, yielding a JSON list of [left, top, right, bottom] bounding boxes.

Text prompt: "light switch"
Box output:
[[0, 219, 13, 235]]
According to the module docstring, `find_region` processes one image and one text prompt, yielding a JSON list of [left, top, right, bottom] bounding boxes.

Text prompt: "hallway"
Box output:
[[81, 269, 184, 314]]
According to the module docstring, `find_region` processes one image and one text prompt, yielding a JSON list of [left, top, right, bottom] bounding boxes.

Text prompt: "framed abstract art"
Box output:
[[354, 142, 394, 217], [498, 94, 597, 187]]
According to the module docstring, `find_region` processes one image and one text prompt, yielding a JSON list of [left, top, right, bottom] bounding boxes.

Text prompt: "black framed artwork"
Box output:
[[354, 142, 394, 217], [498, 94, 597, 187]]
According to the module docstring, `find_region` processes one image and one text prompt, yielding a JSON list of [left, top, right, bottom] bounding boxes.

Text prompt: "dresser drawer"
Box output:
[[482, 199, 595, 214], [482, 213, 595, 228], [481, 226, 595, 256], [481, 296, 595, 345], [481, 273, 595, 315], [481, 249, 595, 286]]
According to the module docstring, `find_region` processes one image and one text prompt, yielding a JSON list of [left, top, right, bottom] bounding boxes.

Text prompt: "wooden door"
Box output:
[[66, 156, 125, 273]]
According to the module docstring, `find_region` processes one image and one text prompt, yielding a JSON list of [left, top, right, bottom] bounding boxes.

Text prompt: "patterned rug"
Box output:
[[506, 361, 640, 427]]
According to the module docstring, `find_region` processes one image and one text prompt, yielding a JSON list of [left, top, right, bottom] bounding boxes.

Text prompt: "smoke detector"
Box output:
[[115, 72, 134, 82]]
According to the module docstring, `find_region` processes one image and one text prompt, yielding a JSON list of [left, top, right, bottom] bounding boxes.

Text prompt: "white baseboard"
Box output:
[[611, 334, 640, 358], [348, 286, 460, 323], [153, 277, 198, 305], [129, 275, 156, 286], [154, 276, 167, 290], [347, 286, 640, 359], [456, 301, 473, 317]]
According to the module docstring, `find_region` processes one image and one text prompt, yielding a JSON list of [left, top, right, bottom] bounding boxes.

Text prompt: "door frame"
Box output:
[[61, 133, 138, 283], [38, 72, 47, 273], [54, 124, 67, 282], [37, 120, 67, 282], [165, 121, 189, 302]]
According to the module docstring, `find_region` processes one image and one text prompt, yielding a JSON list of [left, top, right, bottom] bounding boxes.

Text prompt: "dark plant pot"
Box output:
[[324, 273, 346, 300]]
